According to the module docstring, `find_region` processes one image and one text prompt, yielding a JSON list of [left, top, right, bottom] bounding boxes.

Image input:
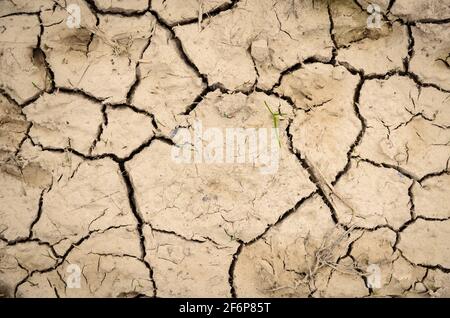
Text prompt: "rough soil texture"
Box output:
[[0, 0, 449, 298]]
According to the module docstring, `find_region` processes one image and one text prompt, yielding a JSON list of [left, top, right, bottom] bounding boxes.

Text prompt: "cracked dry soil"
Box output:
[[0, 0, 450, 298]]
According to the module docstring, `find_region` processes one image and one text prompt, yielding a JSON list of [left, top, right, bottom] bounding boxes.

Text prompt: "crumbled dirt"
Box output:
[[0, 0, 449, 298]]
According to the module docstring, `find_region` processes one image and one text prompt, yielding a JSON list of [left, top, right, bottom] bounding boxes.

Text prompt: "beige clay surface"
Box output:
[[0, 0, 449, 298]]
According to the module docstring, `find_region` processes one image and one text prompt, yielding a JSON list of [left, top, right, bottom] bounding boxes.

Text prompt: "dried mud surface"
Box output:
[[0, 0, 449, 298]]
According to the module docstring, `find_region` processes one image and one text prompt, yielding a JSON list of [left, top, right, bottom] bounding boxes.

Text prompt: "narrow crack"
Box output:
[[146, 225, 210, 244], [155, 0, 241, 27], [255, 87, 296, 110], [286, 120, 339, 224], [332, 73, 366, 185], [27, 188, 47, 239], [270, 62, 302, 92], [352, 0, 364, 12], [89, 103, 108, 155], [27, 136, 122, 162], [52, 86, 107, 104], [118, 162, 157, 297], [0, 11, 42, 18], [242, 191, 317, 246], [109, 103, 159, 130], [182, 83, 230, 115], [327, 2, 338, 64], [387, 0, 396, 13], [26, 129, 174, 166], [407, 182, 416, 220], [403, 23, 415, 72], [14, 120, 33, 157], [228, 242, 243, 298], [148, 9, 209, 87], [397, 249, 450, 274], [126, 24, 155, 104], [247, 45, 260, 90], [36, 12, 55, 92], [352, 155, 418, 181], [274, 9, 297, 41], [85, 0, 149, 15], [414, 18, 450, 24], [419, 169, 450, 184], [124, 135, 174, 162]]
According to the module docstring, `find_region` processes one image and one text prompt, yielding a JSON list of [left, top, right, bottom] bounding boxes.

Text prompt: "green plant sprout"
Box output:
[[264, 101, 284, 148], [31, 82, 43, 91]]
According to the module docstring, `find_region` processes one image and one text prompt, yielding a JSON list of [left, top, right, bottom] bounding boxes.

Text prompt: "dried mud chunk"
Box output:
[[0, 241, 57, 298], [40, 1, 95, 91], [390, 0, 450, 21], [93, 0, 148, 13], [23, 92, 103, 155], [126, 91, 315, 245], [234, 195, 356, 297], [399, 219, 450, 268], [17, 227, 154, 297], [33, 158, 136, 255], [316, 257, 369, 298], [41, 6, 156, 103], [39, 0, 96, 81], [350, 228, 426, 296], [351, 228, 397, 265], [0, 156, 48, 241], [423, 270, 450, 297], [250, 39, 270, 63], [334, 160, 412, 229], [92, 106, 154, 159], [331, 0, 373, 48], [174, 0, 332, 91], [0, 94, 29, 159], [84, 13, 156, 103], [413, 174, 450, 219], [151, 0, 232, 25], [410, 23, 450, 91], [384, 255, 427, 296], [0, 172, 42, 241], [337, 22, 408, 74], [131, 24, 205, 135], [0, 0, 53, 17], [277, 63, 360, 183], [355, 76, 450, 179], [144, 226, 237, 297], [0, 15, 50, 105], [0, 140, 84, 241], [364, 253, 428, 297]]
